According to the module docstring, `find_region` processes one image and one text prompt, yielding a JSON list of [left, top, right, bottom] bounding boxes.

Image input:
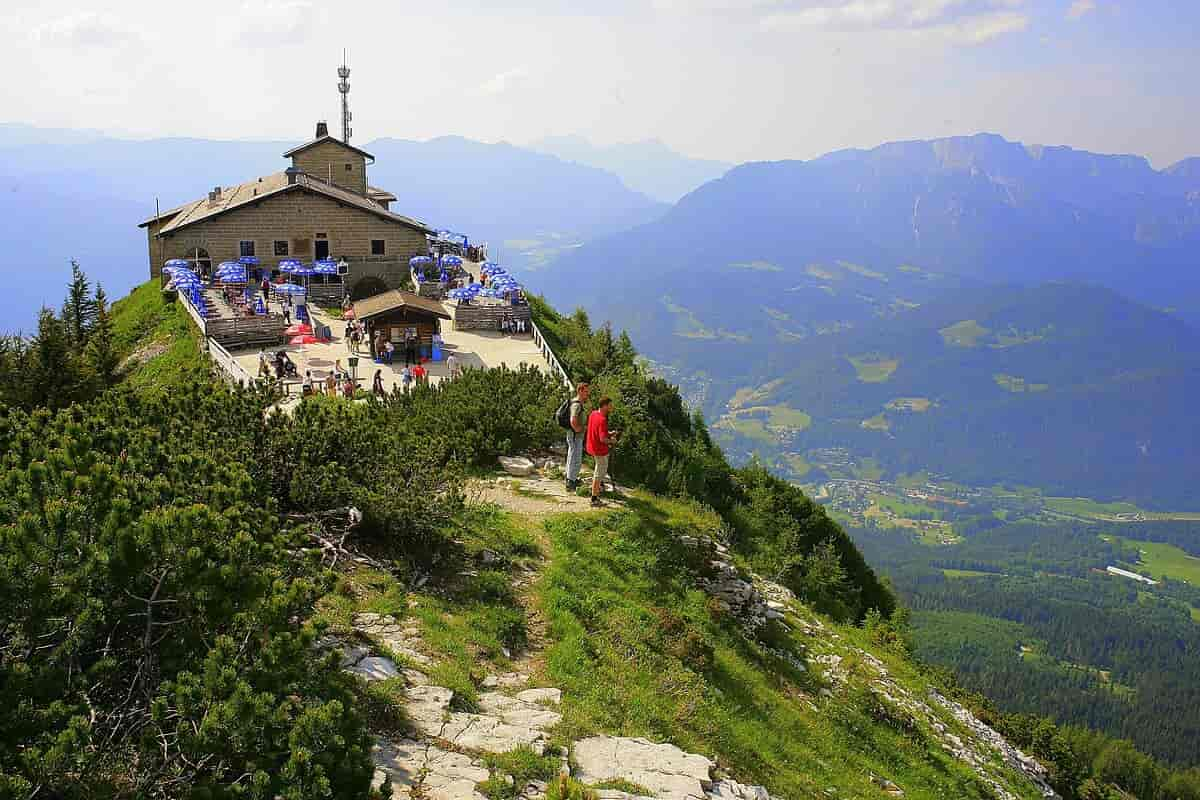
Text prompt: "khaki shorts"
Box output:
[[592, 454, 609, 481]]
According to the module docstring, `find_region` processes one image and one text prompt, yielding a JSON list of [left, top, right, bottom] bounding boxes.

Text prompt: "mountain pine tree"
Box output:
[[83, 284, 119, 391], [61, 259, 96, 348], [31, 308, 75, 407]]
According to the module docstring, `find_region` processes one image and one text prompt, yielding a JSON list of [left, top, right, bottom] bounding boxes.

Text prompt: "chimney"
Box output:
[[286, 166, 302, 185], [315, 121, 329, 138], [207, 186, 222, 206]]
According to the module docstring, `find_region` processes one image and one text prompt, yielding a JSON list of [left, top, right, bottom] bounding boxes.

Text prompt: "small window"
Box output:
[[274, 240, 289, 256], [371, 239, 386, 256], [239, 240, 255, 257], [345, 163, 353, 172], [315, 232, 327, 239]]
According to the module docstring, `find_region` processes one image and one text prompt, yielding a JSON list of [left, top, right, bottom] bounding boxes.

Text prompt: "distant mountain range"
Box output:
[[536, 132, 1200, 507], [531, 135, 731, 203], [0, 124, 665, 331]]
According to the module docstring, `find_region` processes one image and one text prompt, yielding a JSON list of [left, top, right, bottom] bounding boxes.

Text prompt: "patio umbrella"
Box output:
[[410, 256, 433, 268], [279, 258, 303, 269], [238, 255, 260, 266], [481, 261, 500, 274], [273, 283, 307, 296], [164, 259, 190, 269], [313, 259, 339, 275], [441, 255, 463, 268], [285, 323, 313, 336]]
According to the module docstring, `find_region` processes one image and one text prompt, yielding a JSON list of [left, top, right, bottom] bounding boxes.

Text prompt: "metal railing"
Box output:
[[207, 338, 258, 387], [530, 317, 573, 392]]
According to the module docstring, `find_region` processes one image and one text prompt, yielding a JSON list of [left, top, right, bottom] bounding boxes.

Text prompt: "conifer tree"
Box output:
[[31, 307, 74, 407], [62, 258, 96, 348], [83, 284, 119, 391]]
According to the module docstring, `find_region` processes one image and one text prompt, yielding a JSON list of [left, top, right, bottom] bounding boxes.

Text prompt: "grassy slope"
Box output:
[[110, 279, 205, 391]]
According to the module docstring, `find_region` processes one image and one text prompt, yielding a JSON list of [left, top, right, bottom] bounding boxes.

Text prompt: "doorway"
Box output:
[[315, 235, 329, 260]]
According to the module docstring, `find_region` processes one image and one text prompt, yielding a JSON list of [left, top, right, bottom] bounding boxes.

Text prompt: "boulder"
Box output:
[[572, 736, 714, 800], [499, 456, 536, 476]]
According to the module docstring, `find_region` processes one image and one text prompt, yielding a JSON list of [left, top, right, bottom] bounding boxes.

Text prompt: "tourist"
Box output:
[[586, 396, 620, 507], [258, 350, 271, 379], [324, 371, 337, 397], [342, 377, 355, 398], [282, 302, 291, 326], [334, 359, 346, 381], [374, 330, 385, 360], [404, 329, 417, 366], [412, 362, 427, 384], [302, 370, 315, 396], [279, 352, 297, 378], [401, 366, 413, 391], [564, 382, 590, 492], [341, 293, 352, 312], [372, 368, 385, 397], [446, 352, 459, 379], [384, 340, 395, 364], [261, 276, 270, 305]]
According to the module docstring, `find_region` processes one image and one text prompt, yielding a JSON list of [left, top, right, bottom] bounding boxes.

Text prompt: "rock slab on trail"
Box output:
[[573, 736, 715, 800]]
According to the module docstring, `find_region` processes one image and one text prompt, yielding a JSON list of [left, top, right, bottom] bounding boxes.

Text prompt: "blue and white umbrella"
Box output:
[[273, 283, 307, 296], [410, 255, 433, 267], [238, 255, 260, 266], [447, 288, 474, 301], [313, 259, 339, 275], [164, 259, 191, 270], [481, 261, 501, 274], [440, 254, 463, 268]]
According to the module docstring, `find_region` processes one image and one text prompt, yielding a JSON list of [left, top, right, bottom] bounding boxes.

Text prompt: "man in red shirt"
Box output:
[[411, 363, 427, 383], [585, 397, 620, 507]]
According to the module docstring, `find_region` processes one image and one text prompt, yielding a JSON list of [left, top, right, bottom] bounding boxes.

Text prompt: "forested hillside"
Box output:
[[852, 516, 1200, 768]]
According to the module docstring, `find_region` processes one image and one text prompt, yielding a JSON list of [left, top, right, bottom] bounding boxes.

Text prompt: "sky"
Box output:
[[1, 0, 1197, 167]]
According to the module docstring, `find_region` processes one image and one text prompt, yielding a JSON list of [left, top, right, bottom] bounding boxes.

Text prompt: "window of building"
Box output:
[[239, 240, 255, 257], [345, 163, 353, 172], [274, 240, 289, 256], [371, 239, 386, 256]]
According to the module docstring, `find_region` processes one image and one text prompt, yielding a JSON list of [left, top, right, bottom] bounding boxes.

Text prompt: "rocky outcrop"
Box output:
[[573, 737, 714, 800]]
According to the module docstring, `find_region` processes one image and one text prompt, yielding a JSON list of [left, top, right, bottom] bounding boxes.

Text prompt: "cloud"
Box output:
[[1066, 0, 1096, 20], [758, 0, 1030, 42], [234, 0, 320, 45], [30, 13, 141, 48], [477, 66, 531, 96]]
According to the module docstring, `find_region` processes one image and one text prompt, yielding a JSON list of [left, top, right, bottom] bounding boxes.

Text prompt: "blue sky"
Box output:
[[0, 0, 1196, 166]]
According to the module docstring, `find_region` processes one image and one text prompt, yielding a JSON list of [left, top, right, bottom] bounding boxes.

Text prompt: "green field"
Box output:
[[943, 569, 1000, 579], [849, 355, 899, 382], [871, 493, 940, 520], [1047, 496, 1142, 517], [1104, 536, 1200, 584], [784, 453, 812, 478], [994, 373, 1049, 393], [861, 413, 890, 431], [939, 319, 990, 347]]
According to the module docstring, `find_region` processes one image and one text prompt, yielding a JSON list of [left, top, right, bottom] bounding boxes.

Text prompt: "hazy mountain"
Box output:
[[532, 134, 732, 203], [0, 125, 665, 331], [535, 133, 1200, 506]]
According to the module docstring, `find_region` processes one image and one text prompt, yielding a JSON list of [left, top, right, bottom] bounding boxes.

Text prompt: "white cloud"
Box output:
[[477, 66, 531, 96], [234, 0, 320, 45], [30, 12, 140, 48], [1067, 0, 1096, 20], [759, 0, 1029, 40]]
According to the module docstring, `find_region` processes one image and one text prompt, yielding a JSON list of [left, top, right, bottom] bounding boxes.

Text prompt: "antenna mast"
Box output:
[[337, 50, 352, 143]]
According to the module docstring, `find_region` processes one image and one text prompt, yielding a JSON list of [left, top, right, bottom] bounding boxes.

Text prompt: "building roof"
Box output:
[[353, 289, 451, 321], [282, 135, 375, 161], [138, 171, 434, 235], [368, 185, 397, 203]]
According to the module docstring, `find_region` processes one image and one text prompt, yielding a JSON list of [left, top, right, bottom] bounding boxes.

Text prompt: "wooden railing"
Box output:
[[530, 318, 573, 392]]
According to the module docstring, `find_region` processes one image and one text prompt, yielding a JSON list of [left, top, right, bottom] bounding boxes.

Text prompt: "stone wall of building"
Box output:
[[153, 191, 428, 289], [290, 140, 367, 195]]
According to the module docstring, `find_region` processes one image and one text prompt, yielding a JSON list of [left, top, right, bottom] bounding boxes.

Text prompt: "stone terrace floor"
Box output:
[[230, 301, 551, 394]]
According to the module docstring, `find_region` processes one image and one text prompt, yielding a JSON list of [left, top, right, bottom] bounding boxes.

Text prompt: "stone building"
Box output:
[[138, 121, 432, 300]]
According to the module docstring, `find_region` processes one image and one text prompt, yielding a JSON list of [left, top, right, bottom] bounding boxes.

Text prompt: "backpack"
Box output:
[[555, 397, 576, 431]]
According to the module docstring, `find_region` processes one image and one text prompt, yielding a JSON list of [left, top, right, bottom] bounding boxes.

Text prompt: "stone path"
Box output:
[[333, 512, 1057, 800]]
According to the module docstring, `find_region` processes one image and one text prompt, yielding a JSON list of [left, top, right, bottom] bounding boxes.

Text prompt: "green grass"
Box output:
[[1046, 497, 1142, 518], [766, 405, 812, 429], [939, 320, 990, 348], [110, 279, 204, 392], [871, 494, 940, 520], [1103, 536, 1200, 585], [783, 453, 812, 479], [849, 355, 899, 383], [535, 495, 1042, 800], [851, 458, 885, 482], [942, 569, 999, 579], [1190, 606, 1200, 624]]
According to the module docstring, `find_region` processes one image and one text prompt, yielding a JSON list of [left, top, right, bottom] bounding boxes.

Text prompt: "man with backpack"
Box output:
[[557, 382, 590, 492]]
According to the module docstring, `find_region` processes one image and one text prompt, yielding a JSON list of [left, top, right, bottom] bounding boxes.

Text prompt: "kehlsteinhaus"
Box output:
[[138, 120, 432, 302]]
